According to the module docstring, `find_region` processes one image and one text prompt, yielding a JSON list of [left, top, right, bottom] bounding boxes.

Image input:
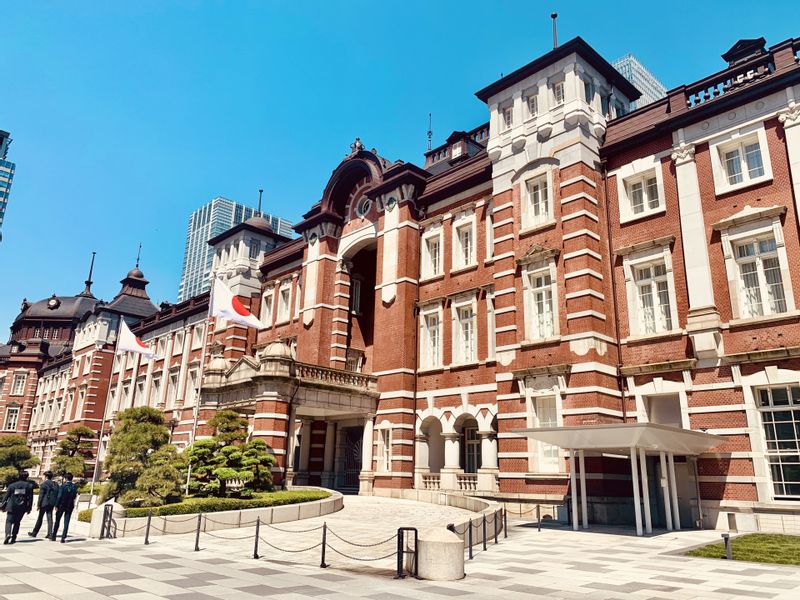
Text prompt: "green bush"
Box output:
[[78, 508, 94, 523], [124, 490, 329, 518]]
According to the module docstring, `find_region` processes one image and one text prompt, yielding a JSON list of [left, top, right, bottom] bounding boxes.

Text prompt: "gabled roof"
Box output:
[[475, 36, 641, 103]]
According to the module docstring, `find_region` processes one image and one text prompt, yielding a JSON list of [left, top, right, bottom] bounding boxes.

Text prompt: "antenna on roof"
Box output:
[[81, 251, 96, 297], [551, 12, 558, 49], [427, 113, 432, 151], [135, 243, 142, 268], [258, 189, 263, 216]]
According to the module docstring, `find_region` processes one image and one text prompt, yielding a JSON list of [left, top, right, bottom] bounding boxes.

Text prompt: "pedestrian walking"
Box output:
[[28, 471, 59, 539], [50, 473, 78, 543], [2, 471, 34, 544]]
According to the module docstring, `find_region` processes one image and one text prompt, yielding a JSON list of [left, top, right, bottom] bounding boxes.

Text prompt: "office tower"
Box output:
[[0, 130, 15, 243], [612, 54, 668, 110]]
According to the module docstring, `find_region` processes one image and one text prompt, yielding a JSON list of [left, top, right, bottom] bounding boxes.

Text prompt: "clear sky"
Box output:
[[0, 1, 796, 331]]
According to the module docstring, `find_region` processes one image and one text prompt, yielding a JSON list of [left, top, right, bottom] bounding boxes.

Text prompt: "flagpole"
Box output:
[[184, 279, 215, 495]]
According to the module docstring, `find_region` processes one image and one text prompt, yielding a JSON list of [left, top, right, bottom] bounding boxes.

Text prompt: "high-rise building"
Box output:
[[177, 196, 293, 302], [612, 54, 667, 110], [0, 130, 15, 243]]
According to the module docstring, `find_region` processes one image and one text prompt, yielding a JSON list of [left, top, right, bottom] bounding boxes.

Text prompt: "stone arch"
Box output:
[[320, 151, 386, 219], [419, 415, 445, 474]]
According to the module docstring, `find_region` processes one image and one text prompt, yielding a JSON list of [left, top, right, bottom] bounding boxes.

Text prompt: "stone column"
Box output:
[[780, 101, 800, 229], [158, 334, 174, 408], [321, 421, 336, 489], [672, 139, 722, 359], [414, 433, 429, 489], [296, 418, 312, 485], [284, 406, 297, 487], [477, 432, 499, 492], [359, 416, 375, 494], [440, 432, 462, 491]]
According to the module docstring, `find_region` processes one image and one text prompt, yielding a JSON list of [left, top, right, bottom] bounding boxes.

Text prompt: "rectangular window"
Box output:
[[527, 94, 538, 118], [277, 283, 291, 322], [554, 81, 565, 106], [627, 174, 661, 215], [464, 426, 481, 473], [378, 429, 391, 473], [261, 292, 274, 323], [534, 396, 560, 472], [583, 80, 594, 103], [526, 267, 555, 340], [757, 386, 800, 499], [76, 388, 86, 417], [423, 235, 441, 278], [3, 407, 20, 431], [350, 278, 362, 314], [723, 140, 765, 185], [635, 261, 673, 334], [501, 106, 513, 131], [191, 324, 204, 349], [454, 304, 476, 364], [525, 175, 551, 228], [249, 239, 261, 259], [173, 331, 184, 355], [152, 376, 161, 407], [453, 221, 475, 269], [450, 143, 463, 159], [43, 328, 50, 340], [11, 373, 26, 396], [735, 237, 787, 318], [421, 310, 442, 368]]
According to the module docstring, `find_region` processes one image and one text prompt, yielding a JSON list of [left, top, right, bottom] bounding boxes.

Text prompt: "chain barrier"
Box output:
[[265, 522, 325, 534], [202, 530, 254, 541], [448, 508, 506, 561], [327, 528, 397, 548], [326, 544, 397, 562], [258, 536, 322, 553]]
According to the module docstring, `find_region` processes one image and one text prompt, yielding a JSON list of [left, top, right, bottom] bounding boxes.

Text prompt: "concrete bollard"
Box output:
[[409, 527, 465, 581], [89, 500, 125, 539]]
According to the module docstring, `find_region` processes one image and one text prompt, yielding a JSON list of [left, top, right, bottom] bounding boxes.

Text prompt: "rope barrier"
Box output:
[[258, 536, 322, 554], [327, 528, 397, 548], [326, 544, 397, 562]]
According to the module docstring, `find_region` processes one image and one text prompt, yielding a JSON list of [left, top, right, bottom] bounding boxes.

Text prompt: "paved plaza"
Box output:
[[1, 496, 800, 599]]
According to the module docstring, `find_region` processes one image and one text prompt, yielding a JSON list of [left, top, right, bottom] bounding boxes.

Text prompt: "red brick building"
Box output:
[[6, 34, 800, 533]]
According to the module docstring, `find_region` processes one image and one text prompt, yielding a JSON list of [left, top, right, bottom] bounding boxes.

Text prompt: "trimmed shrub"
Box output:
[[124, 490, 329, 518], [78, 508, 94, 523]]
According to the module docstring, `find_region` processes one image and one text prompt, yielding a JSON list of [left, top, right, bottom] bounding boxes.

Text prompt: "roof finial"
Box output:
[[258, 189, 263, 216], [81, 251, 96, 297], [551, 12, 558, 49], [427, 113, 433, 151], [135, 242, 142, 268]]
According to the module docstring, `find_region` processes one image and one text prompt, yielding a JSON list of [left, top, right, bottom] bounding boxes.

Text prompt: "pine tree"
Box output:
[[53, 425, 95, 478], [0, 436, 40, 486]]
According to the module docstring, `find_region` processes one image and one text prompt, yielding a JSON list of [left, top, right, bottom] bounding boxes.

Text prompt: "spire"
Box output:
[[135, 242, 142, 268], [551, 12, 558, 49], [427, 113, 432, 151], [258, 189, 263, 216], [79, 251, 97, 298]]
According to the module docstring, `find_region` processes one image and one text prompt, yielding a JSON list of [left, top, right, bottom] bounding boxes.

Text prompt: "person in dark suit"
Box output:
[[2, 471, 34, 544], [50, 473, 78, 543], [29, 471, 59, 539]]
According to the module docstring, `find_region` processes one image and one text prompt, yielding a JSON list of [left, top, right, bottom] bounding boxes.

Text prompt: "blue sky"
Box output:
[[0, 1, 796, 331]]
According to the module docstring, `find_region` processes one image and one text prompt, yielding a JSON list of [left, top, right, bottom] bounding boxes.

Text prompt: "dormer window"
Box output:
[[526, 94, 538, 118], [553, 81, 565, 106], [501, 105, 513, 131], [451, 143, 463, 159], [249, 239, 261, 259]]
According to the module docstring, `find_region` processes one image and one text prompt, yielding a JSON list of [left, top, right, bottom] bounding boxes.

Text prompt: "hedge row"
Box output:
[[78, 490, 330, 522]]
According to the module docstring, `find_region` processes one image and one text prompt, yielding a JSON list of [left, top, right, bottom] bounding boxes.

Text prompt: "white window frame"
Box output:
[[623, 244, 679, 337], [522, 259, 559, 341], [3, 406, 20, 431], [522, 170, 554, 230], [261, 290, 274, 324], [451, 294, 477, 365], [485, 199, 494, 260], [709, 123, 773, 196], [486, 287, 496, 360], [553, 80, 565, 106], [276, 280, 292, 324], [450, 143, 463, 159], [522, 378, 565, 475], [419, 303, 443, 369], [525, 92, 539, 120], [421, 224, 443, 280], [755, 385, 800, 499], [377, 426, 392, 473], [614, 155, 666, 224], [10, 372, 27, 396], [173, 331, 185, 355], [451, 210, 477, 271], [719, 215, 795, 322], [191, 323, 204, 349], [500, 104, 513, 132]]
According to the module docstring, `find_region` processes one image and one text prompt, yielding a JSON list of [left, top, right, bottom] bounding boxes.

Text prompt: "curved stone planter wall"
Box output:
[[92, 488, 343, 539]]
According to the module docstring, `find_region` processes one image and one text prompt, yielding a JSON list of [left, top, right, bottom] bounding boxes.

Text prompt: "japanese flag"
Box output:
[[117, 319, 155, 359], [211, 278, 265, 329]]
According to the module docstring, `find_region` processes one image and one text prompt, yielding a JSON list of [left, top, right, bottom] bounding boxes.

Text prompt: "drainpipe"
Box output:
[[602, 159, 627, 421]]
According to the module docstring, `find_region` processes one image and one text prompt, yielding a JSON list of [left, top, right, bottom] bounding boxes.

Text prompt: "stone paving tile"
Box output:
[[713, 588, 777, 598]]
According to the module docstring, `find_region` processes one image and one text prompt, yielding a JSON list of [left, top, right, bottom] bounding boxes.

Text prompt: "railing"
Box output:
[[421, 474, 440, 490], [295, 362, 377, 391], [685, 54, 774, 109], [457, 473, 478, 492]]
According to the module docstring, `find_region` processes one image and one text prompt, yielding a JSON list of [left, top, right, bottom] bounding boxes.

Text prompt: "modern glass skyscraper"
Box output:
[[177, 196, 294, 302], [612, 55, 667, 111], [0, 130, 15, 243]]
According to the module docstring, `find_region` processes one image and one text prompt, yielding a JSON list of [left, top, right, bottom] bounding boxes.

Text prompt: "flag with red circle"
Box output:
[[211, 278, 266, 330], [117, 319, 156, 358]]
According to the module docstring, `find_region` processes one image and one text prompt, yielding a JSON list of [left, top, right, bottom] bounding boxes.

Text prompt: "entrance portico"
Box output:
[[515, 423, 723, 535]]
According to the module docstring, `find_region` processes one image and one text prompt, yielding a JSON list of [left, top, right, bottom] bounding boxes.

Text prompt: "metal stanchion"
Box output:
[[468, 520, 473, 560], [144, 511, 152, 545], [537, 504, 541, 532], [494, 511, 499, 544], [253, 517, 260, 559], [394, 528, 405, 579], [320, 522, 328, 568], [722, 533, 733, 560], [482, 515, 487, 551], [446, 523, 455, 534], [503, 507, 508, 539], [194, 514, 202, 552]]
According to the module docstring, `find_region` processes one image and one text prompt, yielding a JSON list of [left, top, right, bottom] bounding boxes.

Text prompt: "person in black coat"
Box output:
[[50, 472, 78, 543], [2, 471, 34, 544], [28, 471, 59, 539]]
